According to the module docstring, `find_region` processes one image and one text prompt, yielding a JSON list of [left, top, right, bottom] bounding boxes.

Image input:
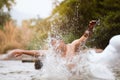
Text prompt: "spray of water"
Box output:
[[0, 34, 120, 80], [32, 35, 120, 80]]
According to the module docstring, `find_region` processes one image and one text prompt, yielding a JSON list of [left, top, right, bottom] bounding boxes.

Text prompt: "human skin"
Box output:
[[1, 20, 101, 60]]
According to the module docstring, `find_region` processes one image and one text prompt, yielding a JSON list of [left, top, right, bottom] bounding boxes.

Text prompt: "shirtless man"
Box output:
[[0, 20, 100, 60]]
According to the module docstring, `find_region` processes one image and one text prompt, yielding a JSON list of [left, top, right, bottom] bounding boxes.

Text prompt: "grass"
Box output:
[[0, 21, 33, 53]]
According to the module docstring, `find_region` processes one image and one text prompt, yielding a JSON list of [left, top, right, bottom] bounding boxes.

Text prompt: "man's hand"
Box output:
[[88, 19, 100, 32]]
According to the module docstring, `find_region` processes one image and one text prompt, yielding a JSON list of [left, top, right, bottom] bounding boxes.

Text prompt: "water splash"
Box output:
[[35, 35, 120, 80], [36, 48, 117, 80], [1, 35, 120, 80]]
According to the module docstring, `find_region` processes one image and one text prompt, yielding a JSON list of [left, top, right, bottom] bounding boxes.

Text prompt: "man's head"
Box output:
[[50, 38, 66, 53]]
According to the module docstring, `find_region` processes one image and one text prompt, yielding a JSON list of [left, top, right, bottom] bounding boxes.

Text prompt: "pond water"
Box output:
[[0, 35, 120, 80], [0, 61, 41, 80], [0, 54, 120, 80]]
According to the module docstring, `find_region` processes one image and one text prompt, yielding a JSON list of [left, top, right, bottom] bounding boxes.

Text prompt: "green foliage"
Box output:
[[52, 0, 120, 48], [88, 0, 120, 49], [0, 0, 15, 27], [91, 11, 120, 49], [0, 0, 15, 10], [0, 11, 10, 27], [52, 0, 99, 43]]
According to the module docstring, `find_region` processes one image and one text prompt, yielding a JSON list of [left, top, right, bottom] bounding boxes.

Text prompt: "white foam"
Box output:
[[1, 35, 120, 80], [37, 35, 120, 80]]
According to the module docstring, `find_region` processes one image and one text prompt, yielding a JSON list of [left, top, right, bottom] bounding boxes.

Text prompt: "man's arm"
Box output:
[[71, 20, 99, 51], [12, 49, 46, 57], [0, 49, 46, 60], [6, 49, 40, 57], [20, 50, 40, 57]]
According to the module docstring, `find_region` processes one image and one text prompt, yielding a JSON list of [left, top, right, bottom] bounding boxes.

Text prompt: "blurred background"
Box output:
[[0, 0, 120, 54]]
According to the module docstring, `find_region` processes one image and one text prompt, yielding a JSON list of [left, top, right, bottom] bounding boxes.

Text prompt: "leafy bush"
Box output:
[[51, 0, 120, 48]]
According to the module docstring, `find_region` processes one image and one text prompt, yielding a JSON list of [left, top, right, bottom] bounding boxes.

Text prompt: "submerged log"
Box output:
[[22, 58, 43, 70]]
